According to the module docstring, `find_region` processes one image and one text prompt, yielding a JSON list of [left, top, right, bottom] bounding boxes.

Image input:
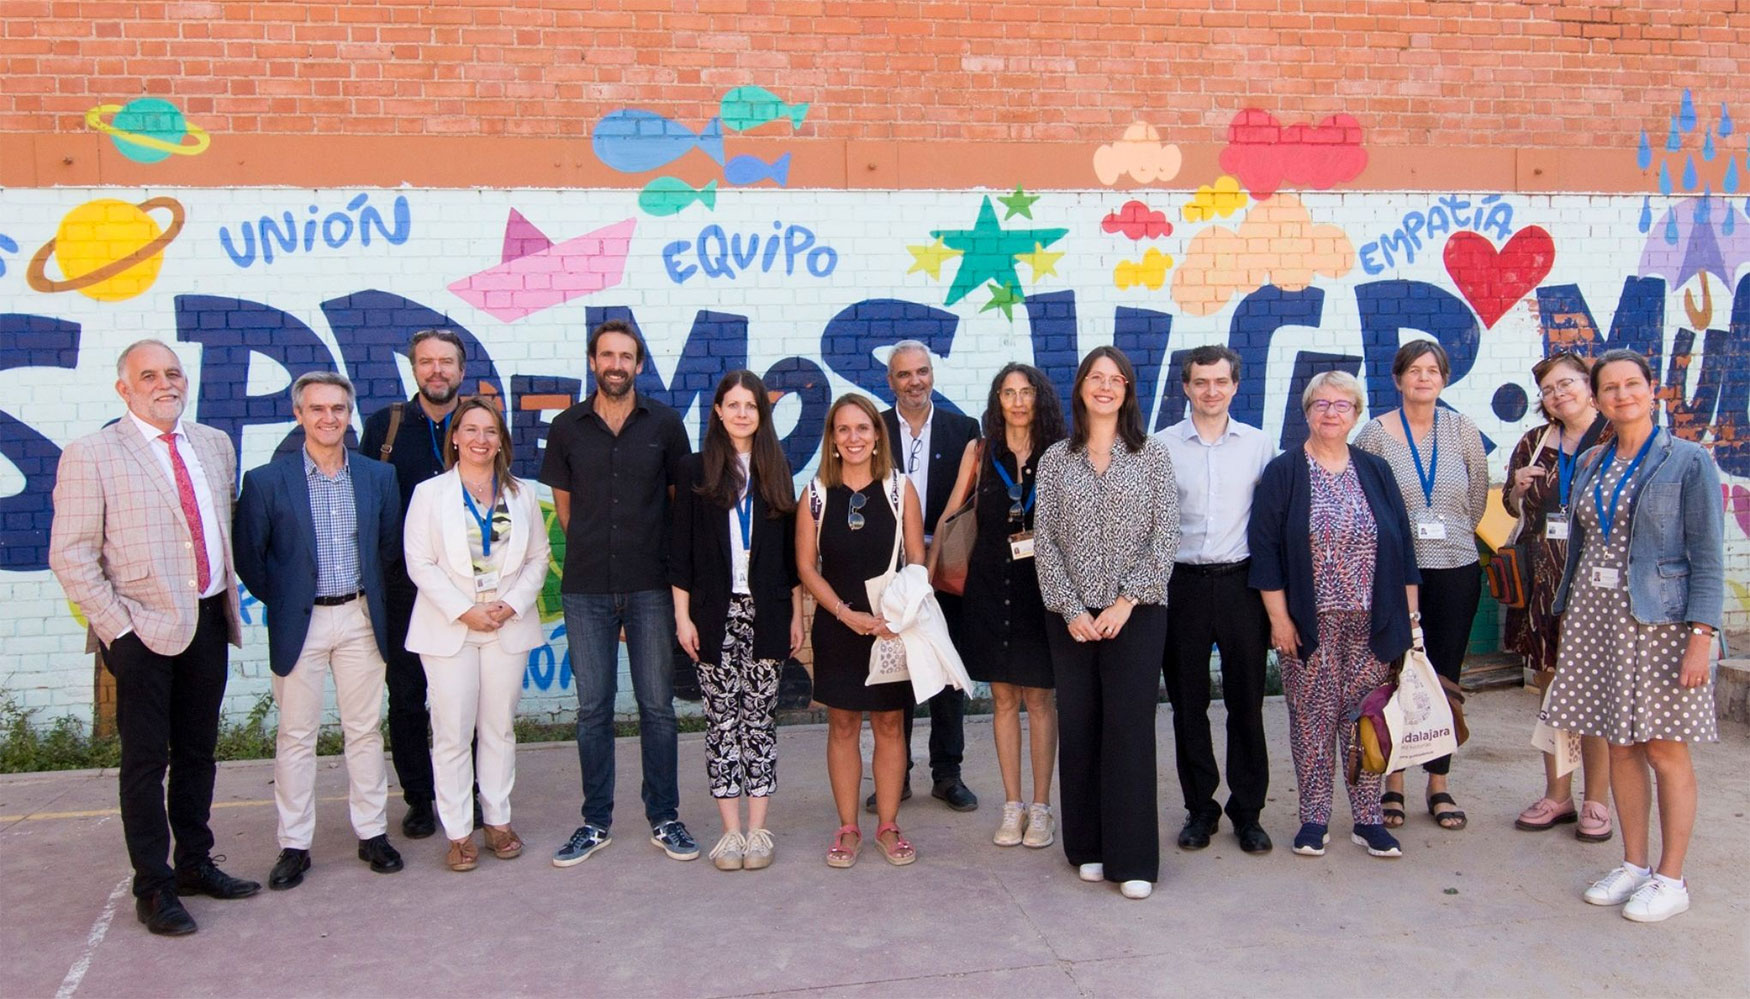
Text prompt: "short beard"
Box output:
[[597, 375, 633, 399], [419, 382, 458, 407]]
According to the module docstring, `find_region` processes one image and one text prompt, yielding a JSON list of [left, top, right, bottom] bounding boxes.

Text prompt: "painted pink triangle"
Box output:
[[500, 208, 553, 263]]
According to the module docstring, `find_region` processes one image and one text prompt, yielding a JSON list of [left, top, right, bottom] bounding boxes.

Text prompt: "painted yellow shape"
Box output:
[[1729, 578, 1750, 615], [1114, 248, 1173, 291], [53, 199, 167, 302], [1093, 121, 1183, 186], [1170, 194, 1355, 317], [905, 237, 961, 280], [1018, 242, 1064, 279], [1183, 175, 1250, 222]]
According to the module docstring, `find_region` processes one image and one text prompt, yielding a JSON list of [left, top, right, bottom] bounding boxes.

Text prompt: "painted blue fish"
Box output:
[[719, 86, 808, 131], [592, 111, 726, 173], [638, 178, 718, 217], [724, 152, 792, 187]]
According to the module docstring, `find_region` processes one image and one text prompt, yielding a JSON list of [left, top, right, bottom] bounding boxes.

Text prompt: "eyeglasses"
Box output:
[[1308, 399, 1357, 415], [907, 435, 923, 475], [847, 491, 868, 531], [999, 387, 1036, 402], [1538, 376, 1584, 399], [1085, 374, 1128, 390], [1006, 481, 1026, 520]]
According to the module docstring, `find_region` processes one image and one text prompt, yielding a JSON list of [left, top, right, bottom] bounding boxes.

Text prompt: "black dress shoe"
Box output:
[[1177, 812, 1219, 850], [401, 800, 438, 839], [135, 888, 197, 936], [175, 858, 261, 900], [269, 848, 311, 891], [863, 782, 913, 814], [358, 834, 405, 873], [1236, 821, 1274, 855], [932, 778, 979, 812]]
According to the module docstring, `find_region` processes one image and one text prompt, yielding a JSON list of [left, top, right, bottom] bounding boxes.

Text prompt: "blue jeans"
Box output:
[[563, 590, 679, 830]]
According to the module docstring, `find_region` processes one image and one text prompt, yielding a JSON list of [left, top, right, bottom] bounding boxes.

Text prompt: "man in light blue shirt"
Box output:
[[1155, 346, 1276, 855]]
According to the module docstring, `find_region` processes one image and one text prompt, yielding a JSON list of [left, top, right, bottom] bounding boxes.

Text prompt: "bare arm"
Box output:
[[925, 441, 979, 575]]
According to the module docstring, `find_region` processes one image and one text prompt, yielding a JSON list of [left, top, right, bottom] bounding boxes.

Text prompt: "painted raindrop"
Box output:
[[1637, 130, 1652, 170], [1679, 90, 1696, 132]]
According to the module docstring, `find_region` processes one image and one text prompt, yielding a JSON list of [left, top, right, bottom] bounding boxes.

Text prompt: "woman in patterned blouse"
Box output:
[[1354, 340, 1488, 833], [1249, 371, 1421, 860], [1034, 346, 1179, 900]]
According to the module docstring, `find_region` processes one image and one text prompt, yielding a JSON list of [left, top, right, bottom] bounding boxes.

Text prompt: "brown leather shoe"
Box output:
[[446, 837, 479, 872], [484, 824, 523, 860]]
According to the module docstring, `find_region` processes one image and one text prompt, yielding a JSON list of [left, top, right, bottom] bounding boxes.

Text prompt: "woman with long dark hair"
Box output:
[[933, 363, 1067, 849], [1034, 346, 1179, 899], [671, 371, 802, 872]]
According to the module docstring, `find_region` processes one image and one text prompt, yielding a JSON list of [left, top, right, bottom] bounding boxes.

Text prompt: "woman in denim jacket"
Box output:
[[1545, 349, 1724, 923]]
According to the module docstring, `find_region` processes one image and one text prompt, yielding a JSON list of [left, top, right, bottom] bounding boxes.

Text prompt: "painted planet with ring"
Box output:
[[85, 98, 211, 164], [26, 197, 187, 302]]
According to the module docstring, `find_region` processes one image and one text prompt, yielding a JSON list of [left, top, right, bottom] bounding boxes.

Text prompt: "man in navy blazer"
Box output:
[[234, 372, 405, 891], [879, 341, 982, 812]]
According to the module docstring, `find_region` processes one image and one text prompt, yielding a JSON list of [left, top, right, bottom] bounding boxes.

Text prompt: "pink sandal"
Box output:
[[875, 822, 916, 866], [826, 824, 862, 868]]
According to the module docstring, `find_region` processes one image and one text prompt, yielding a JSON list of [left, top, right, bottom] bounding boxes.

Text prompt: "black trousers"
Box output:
[[383, 585, 437, 804], [901, 592, 965, 782], [1162, 562, 1270, 825], [103, 596, 230, 897], [1416, 563, 1481, 776], [1048, 603, 1168, 884]]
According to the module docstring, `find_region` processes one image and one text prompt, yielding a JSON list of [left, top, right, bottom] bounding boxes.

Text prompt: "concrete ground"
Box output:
[[2, 686, 1746, 999]]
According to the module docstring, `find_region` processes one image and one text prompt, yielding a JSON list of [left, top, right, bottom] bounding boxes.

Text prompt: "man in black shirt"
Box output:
[[541, 319, 698, 866], [358, 328, 467, 839]]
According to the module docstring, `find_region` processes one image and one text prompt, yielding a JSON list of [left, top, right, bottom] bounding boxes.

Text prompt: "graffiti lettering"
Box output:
[[1359, 195, 1516, 275], [662, 222, 839, 284], [219, 193, 412, 268]]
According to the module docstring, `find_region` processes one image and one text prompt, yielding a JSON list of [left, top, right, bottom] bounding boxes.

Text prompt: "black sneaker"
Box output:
[[552, 824, 612, 867], [932, 778, 979, 812], [650, 820, 700, 861]]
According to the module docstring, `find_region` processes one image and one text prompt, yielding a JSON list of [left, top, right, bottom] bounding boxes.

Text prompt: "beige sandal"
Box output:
[[484, 824, 523, 860], [446, 837, 479, 872]]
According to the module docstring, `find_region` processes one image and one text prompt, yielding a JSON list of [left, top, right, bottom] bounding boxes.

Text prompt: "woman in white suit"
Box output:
[[404, 397, 551, 872]]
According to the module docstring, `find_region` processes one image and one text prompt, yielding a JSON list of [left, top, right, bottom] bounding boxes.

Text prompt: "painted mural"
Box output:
[[2, 95, 1747, 723]]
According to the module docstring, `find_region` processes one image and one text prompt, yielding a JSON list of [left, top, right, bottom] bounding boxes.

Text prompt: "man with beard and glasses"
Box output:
[[542, 319, 698, 866], [50, 339, 260, 936], [360, 328, 473, 840]]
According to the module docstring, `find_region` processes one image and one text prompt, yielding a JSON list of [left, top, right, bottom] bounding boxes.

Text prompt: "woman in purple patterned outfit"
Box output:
[[1249, 371, 1422, 860]]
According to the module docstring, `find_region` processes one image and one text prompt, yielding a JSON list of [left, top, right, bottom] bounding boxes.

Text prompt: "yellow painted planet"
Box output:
[[25, 197, 186, 302]]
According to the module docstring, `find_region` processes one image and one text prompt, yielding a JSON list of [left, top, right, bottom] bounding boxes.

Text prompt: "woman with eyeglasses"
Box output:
[[1503, 352, 1614, 841], [670, 371, 803, 872], [795, 393, 926, 868], [1544, 349, 1722, 922], [933, 364, 1067, 850], [1250, 371, 1420, 860], [1355, 339, 1488, 833], [1034, 347, 1179, 900]]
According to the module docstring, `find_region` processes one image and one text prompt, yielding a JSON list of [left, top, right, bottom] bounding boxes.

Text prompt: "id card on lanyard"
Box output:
[[1402, 408, 1446, 539], [463, 477, 500, 597], [731, 490, 753, 592], [991, 455, 1037, 560], [1548, 426, 1578, 541]]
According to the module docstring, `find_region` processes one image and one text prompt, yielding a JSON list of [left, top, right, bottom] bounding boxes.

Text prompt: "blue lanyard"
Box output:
[[1399, 407, 1438, 507], [989, 454, 1034, 514], [428, 412, 451, 469], [734, 487, 754, 552], [1593, 431, 1656, 542], [462, 474, 498, 556], [1555, 426, 1578, 509]]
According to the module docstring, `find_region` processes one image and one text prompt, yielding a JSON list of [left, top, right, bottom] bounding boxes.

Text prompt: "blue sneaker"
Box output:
[[1351, 823, 1403, 858], [1291, 822, 1329, 856], [552, 823, 611, 868], [651, 820, 700, 861]]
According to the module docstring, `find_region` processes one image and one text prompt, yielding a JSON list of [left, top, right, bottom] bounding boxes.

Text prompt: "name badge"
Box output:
[[1415, 520, 1448, 541], [1590, 566, 1621, 589], [1008, 530, 1035, 561], [473, 569, 500, 594], [732, 548, 751, 592], [1545, 513, 1570, 541]]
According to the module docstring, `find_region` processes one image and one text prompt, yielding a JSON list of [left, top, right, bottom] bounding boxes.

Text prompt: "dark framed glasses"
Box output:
[[847, 491, 868, 531]]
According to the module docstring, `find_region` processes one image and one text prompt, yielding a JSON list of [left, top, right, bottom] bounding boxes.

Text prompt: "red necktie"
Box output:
[[159, 431, 212, 592]]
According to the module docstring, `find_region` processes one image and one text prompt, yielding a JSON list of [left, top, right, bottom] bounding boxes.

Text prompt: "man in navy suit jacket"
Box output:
[[234, 372, 405, 891], [880, 341, 982, 812]]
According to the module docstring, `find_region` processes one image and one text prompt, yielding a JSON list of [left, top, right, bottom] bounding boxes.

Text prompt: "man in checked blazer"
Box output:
[[50, 339, 260, 937]]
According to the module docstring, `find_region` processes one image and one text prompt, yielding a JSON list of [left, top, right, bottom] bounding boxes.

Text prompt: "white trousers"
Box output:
[[421, 632, 525, 842], [271, 600, 389, 849]]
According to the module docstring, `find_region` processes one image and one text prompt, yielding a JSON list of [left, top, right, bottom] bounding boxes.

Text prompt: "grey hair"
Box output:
[[887, 340, 932, 370], [1301, 370, 1366, 415], [115, 338, 178, 378], [406, 328, 466, 365], [292, 370, 356, 411]]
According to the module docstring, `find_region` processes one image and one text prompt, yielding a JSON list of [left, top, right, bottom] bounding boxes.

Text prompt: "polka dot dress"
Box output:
[[1545, 455, 1718, 745]]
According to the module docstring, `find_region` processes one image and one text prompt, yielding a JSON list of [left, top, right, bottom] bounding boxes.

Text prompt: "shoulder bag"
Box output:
[[927, 441, 984, 596]]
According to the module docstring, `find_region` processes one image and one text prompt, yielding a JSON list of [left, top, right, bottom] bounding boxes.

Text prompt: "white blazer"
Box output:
[[878, 564, 972, 704], [404, 468, 552, 657]]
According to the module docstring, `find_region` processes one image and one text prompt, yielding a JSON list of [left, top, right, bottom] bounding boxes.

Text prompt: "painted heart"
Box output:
[[1443, 226, 1556, 328], [1726, 484, 1750, 539]]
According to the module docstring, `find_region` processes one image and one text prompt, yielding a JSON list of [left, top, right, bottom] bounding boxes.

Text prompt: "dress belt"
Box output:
[[313, 590, 365, 606], [1174, 559, 1250, 577]]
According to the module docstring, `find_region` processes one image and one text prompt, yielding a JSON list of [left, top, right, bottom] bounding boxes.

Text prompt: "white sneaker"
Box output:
[[709, 831, 745, 872], [1022, 803, 1056, 848], [993, 802, 1025, 847], [1583, 864, 1652, 906], [1120, 880, 1153, 900], [742, 828, 774, 871], [1078, 862, 1105, 882], [1623, 877, 1690, 922]]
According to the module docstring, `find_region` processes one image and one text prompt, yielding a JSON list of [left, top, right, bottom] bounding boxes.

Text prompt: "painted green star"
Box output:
[[930, 197, 1068, 306], [997, 185, 1041, 219], [980, 282, 1024, 321]]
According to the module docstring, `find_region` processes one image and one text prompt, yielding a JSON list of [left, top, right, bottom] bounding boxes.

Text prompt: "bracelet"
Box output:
[[834, 599, 847, 619], [1690, 625, 1714, 638], [1409, 611, 1422, 623]]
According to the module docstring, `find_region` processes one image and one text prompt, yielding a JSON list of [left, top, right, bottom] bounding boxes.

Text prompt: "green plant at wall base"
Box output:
[[0, 692, 120, 773]]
